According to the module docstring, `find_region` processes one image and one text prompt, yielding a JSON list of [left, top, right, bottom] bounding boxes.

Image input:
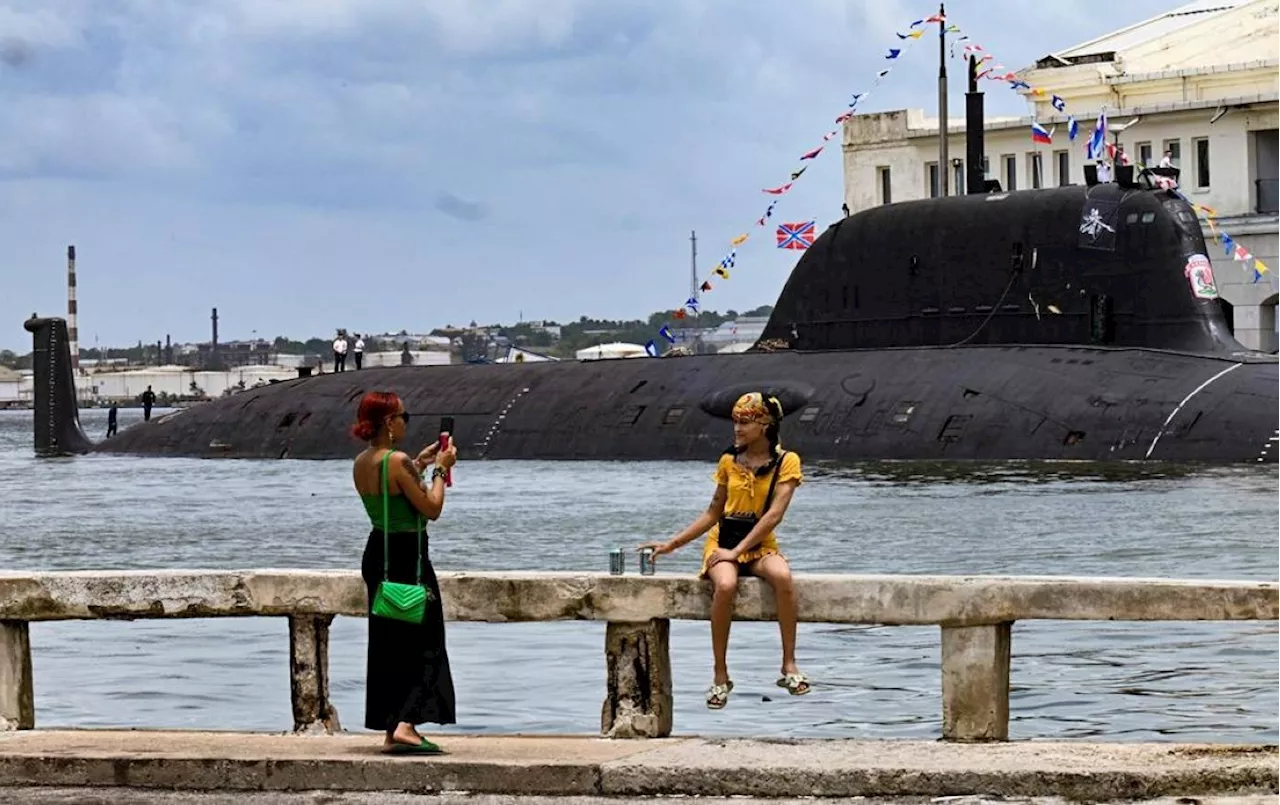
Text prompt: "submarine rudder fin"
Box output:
[[23, 315, 94, 457]]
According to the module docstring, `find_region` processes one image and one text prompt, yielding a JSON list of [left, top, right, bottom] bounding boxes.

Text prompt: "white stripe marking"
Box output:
[[1143, 363, 1244, 459]]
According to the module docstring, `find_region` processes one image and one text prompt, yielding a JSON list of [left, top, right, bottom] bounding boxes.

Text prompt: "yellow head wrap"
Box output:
[[731, 392, 781, 425]]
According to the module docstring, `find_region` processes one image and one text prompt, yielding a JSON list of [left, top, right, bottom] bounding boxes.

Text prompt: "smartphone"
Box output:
[[438, 416, 455, 486]]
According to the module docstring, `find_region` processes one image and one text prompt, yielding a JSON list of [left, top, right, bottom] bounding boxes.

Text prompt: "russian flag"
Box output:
[[1086, 110, 1108, 159], [1031, 121, 1052, 145]]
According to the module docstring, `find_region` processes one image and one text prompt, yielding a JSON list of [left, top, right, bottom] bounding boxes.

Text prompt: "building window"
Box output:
[[1003, 155, 1017, 192], [1055, 150, 1070, 186], [877, 166, 892, 204], [952, 160, 965, 195], [1137, 141, 1152, 167], [1028, 153, 1043, 189], [926, 162, 940, 198], [1193, 137, 1211, 188], [1162, 139, 1181, 168], [981, 156, 990, 179]]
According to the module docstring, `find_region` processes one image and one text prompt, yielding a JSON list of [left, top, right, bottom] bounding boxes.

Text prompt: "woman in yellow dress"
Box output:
[[639, 392, 808, 709]]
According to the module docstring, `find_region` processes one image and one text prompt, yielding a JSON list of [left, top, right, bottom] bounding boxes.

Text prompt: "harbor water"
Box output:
[[0, 408, 1275, 742]]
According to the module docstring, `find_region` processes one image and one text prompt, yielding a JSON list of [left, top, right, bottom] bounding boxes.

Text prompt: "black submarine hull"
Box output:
[[24, 181, 1279, 464], [81, 343, 1278, 463]]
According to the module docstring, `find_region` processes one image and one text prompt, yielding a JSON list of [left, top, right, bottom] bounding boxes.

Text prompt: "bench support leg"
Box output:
[[289, 614, 341, 734], [941, 621, 1011, 742], [602, 618, 672, 738]]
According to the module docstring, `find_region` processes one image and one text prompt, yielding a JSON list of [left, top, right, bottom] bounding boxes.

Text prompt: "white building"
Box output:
[[51, 366, 301, 403], [575, 342, 650, 360], [842, 0, 1279, 351], [0, 367, 21, 404], [699, 316, 770, 350], [357, 350, 452, 368], [497, 346, 558, 363]]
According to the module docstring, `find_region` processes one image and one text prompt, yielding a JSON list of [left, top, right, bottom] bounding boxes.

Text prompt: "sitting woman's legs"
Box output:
[[706, 559, 740, 685], [749, 553, 803, 681]]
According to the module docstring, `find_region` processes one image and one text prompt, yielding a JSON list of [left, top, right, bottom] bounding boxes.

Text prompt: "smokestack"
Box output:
[[211, 307, 219, 369], [66, 245, 79, 371], [965, 54, 987, 194]]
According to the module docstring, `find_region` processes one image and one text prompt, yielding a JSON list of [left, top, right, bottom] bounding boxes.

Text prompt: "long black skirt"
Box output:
[[361, 528, 457, 731]]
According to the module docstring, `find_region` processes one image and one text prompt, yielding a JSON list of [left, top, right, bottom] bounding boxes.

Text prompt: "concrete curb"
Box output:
[[0, 731, 1273, 800]]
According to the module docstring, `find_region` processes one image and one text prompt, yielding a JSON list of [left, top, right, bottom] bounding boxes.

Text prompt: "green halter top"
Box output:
[[360, 450, 425, 533]]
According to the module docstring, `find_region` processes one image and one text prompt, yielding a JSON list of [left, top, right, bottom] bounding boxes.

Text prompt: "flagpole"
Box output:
[[689, 229, 699, 344], [938, 2, 949, 197], [689, 230, 697, 304]]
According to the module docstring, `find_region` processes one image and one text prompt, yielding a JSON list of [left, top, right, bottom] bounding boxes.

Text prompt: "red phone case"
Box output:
[[438, 432, 453, 487]]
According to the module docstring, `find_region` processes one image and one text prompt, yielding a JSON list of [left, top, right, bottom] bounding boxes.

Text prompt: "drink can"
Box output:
[[609, 548, 625, 575], [639, 547, 655, 576]]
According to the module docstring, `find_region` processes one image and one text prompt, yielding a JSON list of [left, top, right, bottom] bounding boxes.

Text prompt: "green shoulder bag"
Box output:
[[370, 450, 434, 624]]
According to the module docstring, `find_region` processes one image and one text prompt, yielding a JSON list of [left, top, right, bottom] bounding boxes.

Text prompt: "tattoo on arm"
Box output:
[[707, 485, 727, 515], [399, 455, 424, 487]]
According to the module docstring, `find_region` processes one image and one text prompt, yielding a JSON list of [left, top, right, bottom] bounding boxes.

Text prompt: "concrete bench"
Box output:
[[0, 570, 1273, 741]]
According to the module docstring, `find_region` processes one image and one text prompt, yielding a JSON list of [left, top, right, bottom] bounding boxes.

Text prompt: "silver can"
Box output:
[[639, 547, 656, 576], [609, 548, 626, 575]]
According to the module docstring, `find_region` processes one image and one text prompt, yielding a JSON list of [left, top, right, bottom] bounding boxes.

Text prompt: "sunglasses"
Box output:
[[390, 411, 410, 425]]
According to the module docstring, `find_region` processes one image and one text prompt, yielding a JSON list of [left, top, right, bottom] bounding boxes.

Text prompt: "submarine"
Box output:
[[24, 58, 1279, 465]]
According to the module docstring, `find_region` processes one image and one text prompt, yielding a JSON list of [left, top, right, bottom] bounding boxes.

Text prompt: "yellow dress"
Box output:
[[700, 451, 803, 576]]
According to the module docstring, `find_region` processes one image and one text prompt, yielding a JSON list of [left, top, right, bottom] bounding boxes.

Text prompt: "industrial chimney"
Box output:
[[210, 307, 220, 369], [66, 245, 79, 371]]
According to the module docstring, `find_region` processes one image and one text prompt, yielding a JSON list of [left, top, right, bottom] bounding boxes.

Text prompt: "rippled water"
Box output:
[[0, 409, 1275, 742]]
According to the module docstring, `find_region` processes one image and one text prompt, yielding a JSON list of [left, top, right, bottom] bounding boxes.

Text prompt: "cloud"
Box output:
[[1, 38, 32, 68], [0, 0, 1180, 349], [435, 192, 490, 222]]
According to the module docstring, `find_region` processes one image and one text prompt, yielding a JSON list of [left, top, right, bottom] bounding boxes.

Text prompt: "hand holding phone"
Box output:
[[438, 416, 455, 487]]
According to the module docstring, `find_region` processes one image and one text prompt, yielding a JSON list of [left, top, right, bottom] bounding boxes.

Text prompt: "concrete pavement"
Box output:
[[5, 791, 1280, 805], [0, 730, 1274, 801]]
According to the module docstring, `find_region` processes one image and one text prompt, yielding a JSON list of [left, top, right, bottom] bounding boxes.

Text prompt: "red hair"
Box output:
[[351, 391, 402, 441]]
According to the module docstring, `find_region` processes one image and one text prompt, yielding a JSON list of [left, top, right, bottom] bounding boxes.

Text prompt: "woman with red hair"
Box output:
[[350, 391, 458, 754]]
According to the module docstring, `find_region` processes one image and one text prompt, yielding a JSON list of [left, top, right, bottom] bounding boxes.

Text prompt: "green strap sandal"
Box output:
[[385, 738, 445, 755]]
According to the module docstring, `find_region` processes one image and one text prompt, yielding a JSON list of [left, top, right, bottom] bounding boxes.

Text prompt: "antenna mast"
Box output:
[[938, 2, 949, 197]]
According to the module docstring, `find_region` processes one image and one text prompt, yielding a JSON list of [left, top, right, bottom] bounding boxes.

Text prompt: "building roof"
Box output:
[[1037, 0, 1244, 68]]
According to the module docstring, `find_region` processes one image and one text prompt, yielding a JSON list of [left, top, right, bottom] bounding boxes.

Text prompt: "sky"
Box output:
[[0, 0, 1178, 351]]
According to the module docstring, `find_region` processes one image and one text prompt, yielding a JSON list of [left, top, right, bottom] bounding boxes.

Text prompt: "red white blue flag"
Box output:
[[1031, 121, 1052, 144], [776, 221, 816, 250]]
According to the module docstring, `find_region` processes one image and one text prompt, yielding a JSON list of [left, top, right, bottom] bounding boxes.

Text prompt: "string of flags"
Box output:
[[942, 19, 1087, 155], [1175, 191, 1272, 285], [644, 12, 948, 358], [942, 14, 1273, 288]]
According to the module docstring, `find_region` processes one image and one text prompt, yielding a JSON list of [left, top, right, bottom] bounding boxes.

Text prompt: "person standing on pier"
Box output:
[[333, 333, 349, 372], [106, 404, 119, 437], [353, 334, 365, 370], [351, 391, 458, 754], [639, 391, 810, 709], [140, 386, 156, 421]]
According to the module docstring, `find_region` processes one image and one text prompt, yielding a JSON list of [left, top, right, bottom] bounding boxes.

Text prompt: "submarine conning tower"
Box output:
[[23, 315, 94, 456], [759, 183, 1249, 356]]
